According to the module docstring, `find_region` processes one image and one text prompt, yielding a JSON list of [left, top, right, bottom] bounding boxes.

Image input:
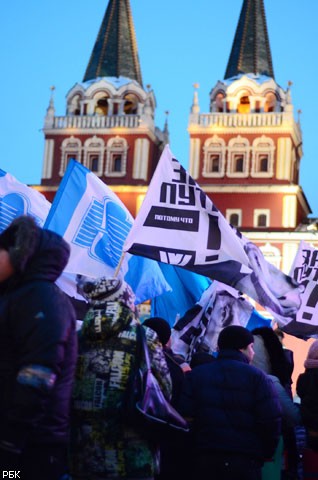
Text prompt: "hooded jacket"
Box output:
[[70, 276, 172, 479], [0, 216, 77, 451]]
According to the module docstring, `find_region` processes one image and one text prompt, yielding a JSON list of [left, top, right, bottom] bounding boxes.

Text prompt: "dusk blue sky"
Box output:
[[1, 1, 318, 216]]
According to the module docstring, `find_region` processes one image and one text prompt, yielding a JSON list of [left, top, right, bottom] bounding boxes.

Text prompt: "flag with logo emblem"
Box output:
[[44, 160, 171, 304]]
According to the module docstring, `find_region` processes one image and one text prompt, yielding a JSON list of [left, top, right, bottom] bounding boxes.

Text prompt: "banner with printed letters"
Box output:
[[286, 240, 318, 338], [124, 145, 303, 327]]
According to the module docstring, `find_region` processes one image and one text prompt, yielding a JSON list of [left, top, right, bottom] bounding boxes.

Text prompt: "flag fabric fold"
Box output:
[[0, 169, 83, 300], [0, 169, 50, 230], [285, 240, 318, 338], [124, 145, 303, 326], [151, 264, 212, 327], [170, 281, 254, 360], [44, 160, 171, 304], [124, 144, 252, 281]]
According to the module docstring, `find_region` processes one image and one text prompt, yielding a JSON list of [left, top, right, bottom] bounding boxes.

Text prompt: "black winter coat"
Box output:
[[178, 349, 282, 463], [0, 217, 77, 451], [297, 368, 318, 431]]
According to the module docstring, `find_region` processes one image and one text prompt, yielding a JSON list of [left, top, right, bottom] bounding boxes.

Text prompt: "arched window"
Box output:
[[259, 155, 268, 172], [95, 96, 109, 116], [68, 94, 81, 115], [203, 136, 226, 178], [264, 93, 276, 112], [254, 209, 270, 228], [230, 213, 239, 226], [105, 137, 128, 177], [83, 136, 104, 176], [215, 93, 225, 112], [251, 136, 275, 177], [226, 209, 242, 228], [123, 93, 139, 114], [60, 137, 82, 176], [227, 136, 250, 178], [237, 95, 250, 114], [234, 155, 244, 172], [257, 214, 267, 227]]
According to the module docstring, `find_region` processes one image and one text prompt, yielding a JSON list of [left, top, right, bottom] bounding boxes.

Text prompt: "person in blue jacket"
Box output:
[[178, 325, 282, 480]]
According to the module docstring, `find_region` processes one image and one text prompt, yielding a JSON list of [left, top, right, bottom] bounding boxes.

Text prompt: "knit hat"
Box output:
[[190, 351, 216, 369], [143, 317, 171, 346], [218, 325, 254, 351], [304, 340, 318, 369], [77, 275, 136, 312]]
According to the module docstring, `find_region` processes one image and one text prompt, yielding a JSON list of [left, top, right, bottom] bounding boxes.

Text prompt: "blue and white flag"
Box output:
[[44, 160, 171, 304], [0, 169, 50, 231], [0, 169, 83, 300]]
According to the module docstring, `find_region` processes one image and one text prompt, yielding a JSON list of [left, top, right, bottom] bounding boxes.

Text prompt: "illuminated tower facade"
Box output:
[[188, 0, 314, 274], [40, 0, 168, 216]]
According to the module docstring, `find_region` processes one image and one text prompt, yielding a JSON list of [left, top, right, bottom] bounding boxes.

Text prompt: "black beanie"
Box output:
[[218, 325, 254, 351], [143, 317, 171, 346]]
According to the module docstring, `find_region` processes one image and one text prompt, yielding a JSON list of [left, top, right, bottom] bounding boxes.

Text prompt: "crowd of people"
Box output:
[[1, 215, 318, 479]]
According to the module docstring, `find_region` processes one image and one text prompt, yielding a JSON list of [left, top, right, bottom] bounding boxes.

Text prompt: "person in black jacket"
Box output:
[[0, 215, 77, 479], [178, 325, 282, 480]]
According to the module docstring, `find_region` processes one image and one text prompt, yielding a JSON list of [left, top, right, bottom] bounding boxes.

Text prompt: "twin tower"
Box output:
[[40, 0, 313, 276]]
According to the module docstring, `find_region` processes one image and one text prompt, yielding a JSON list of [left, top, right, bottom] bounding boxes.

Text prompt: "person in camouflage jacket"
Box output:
[[70, 276, 172, 480]]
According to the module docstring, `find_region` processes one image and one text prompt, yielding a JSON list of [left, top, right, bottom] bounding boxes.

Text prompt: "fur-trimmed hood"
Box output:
[[0, 215, 70, 285]]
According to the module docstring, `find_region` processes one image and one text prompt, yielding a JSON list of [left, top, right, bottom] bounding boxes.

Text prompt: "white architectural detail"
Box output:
[[60, 136, 82, 176], [105, 137, 128, 177], [202, 136, 226, 177], [282, 195, 297, 228], [254, 209, 270, 228], [133, 139, 149, 180], [251, 136, 275, 177], [83, 136, 105, 176], [42, 140, 54, 179], [226, 209, 242, 227], [277, 137, 292, 180], [227, 136, 250, 178], [189, 138, 201, 179]]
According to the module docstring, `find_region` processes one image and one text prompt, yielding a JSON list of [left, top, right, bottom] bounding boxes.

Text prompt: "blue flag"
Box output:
[[151, 264, 212, 326], [44, 160, 171, 304]]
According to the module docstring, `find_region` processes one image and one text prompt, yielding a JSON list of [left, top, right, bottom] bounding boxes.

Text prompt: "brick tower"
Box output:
[[188, 0, 314, 274], [40, 0, 168, 217]]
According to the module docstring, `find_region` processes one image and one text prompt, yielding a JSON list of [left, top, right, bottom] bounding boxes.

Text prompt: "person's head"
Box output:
[[217, 325, 254, 363], [304, 340, 318, 369], [190, 351, 216, 369], [142, 317, 171, 346], [0, 215, 39, 282], [77, 275, 136, 312]]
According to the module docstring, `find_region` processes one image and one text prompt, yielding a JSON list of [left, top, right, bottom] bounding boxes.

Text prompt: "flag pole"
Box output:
[[114, 252, 126, 278]]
